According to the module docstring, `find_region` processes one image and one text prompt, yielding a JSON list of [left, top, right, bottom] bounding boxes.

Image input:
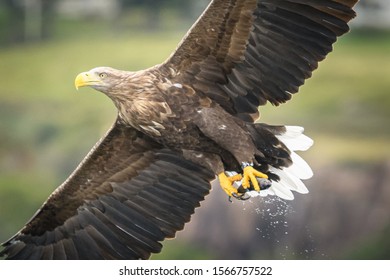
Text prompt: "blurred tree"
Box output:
[[359, 0, 381, 9], [354, 0, 390, 29], [0, 0, 24, 45], [0, 0, 57, 46], [118, 0, 208, 30]]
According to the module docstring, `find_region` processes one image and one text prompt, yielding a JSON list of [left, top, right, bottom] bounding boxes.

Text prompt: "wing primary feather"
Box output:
[[123, 195, 186, 233], [5, 243, 35, 260], [52, 241, 67, 260], [84, 226, 121, 260], [23, 244, 43, 260], [72, 230, 104, 260], [61, 238, 78, 260], [41, 243, 54, 260], [98, 196, 163, 256], [99, 195, 165, 244], [84, 208, 140, 259]]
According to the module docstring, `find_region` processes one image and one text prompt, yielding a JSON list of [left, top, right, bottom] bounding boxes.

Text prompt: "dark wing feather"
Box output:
[[0, 120, 214, 260], [160, 0, 357, 121]]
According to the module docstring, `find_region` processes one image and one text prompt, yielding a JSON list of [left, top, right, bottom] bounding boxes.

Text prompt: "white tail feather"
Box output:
[[277, 126, 314, 151], [270, 181, 295, 200], [270, 167, 309, 194], [287, 152, 313, 180], [250, 126, 313, 200], [284, 169, 309, 194]]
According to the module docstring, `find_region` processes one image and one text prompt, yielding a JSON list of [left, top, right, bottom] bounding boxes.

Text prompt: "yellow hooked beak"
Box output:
[[74, 71, 101, 90]]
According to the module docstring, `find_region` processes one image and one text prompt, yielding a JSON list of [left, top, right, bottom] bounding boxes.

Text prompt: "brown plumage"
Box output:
[[1, 0, 357, 259]]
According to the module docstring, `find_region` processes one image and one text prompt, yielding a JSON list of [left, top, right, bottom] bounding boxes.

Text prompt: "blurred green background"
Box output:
[[0, 0, 389, 260]]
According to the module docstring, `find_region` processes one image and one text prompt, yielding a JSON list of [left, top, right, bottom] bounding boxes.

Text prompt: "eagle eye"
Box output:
[[99, 73, 107, 79]]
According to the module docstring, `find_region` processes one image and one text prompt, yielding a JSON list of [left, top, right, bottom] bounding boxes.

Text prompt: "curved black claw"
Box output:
[[231, 192, 251, 201]]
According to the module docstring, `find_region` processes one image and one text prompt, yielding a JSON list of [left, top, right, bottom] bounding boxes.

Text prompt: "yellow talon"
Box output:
[[218, 172, 243, 197], [242, 166, 268, 191]]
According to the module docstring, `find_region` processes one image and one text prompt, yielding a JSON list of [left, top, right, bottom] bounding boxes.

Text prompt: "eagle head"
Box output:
[[75, 66, 128, 94]]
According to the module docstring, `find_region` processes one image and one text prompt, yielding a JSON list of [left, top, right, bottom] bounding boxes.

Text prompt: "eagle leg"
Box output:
[[241, 163, 268, 192], [218, 172, 243, 198]]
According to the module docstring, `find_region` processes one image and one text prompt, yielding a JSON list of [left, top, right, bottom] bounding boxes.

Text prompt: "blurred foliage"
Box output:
[[0, 0, 207, 46], [344, 225, 390, 259], [0, 11, 389, 259], [0, 0, 57, 45]]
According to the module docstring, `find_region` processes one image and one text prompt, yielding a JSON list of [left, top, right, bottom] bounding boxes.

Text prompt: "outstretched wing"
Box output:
[[160, 0, 357, 121], [0, 120, 214, 259]]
